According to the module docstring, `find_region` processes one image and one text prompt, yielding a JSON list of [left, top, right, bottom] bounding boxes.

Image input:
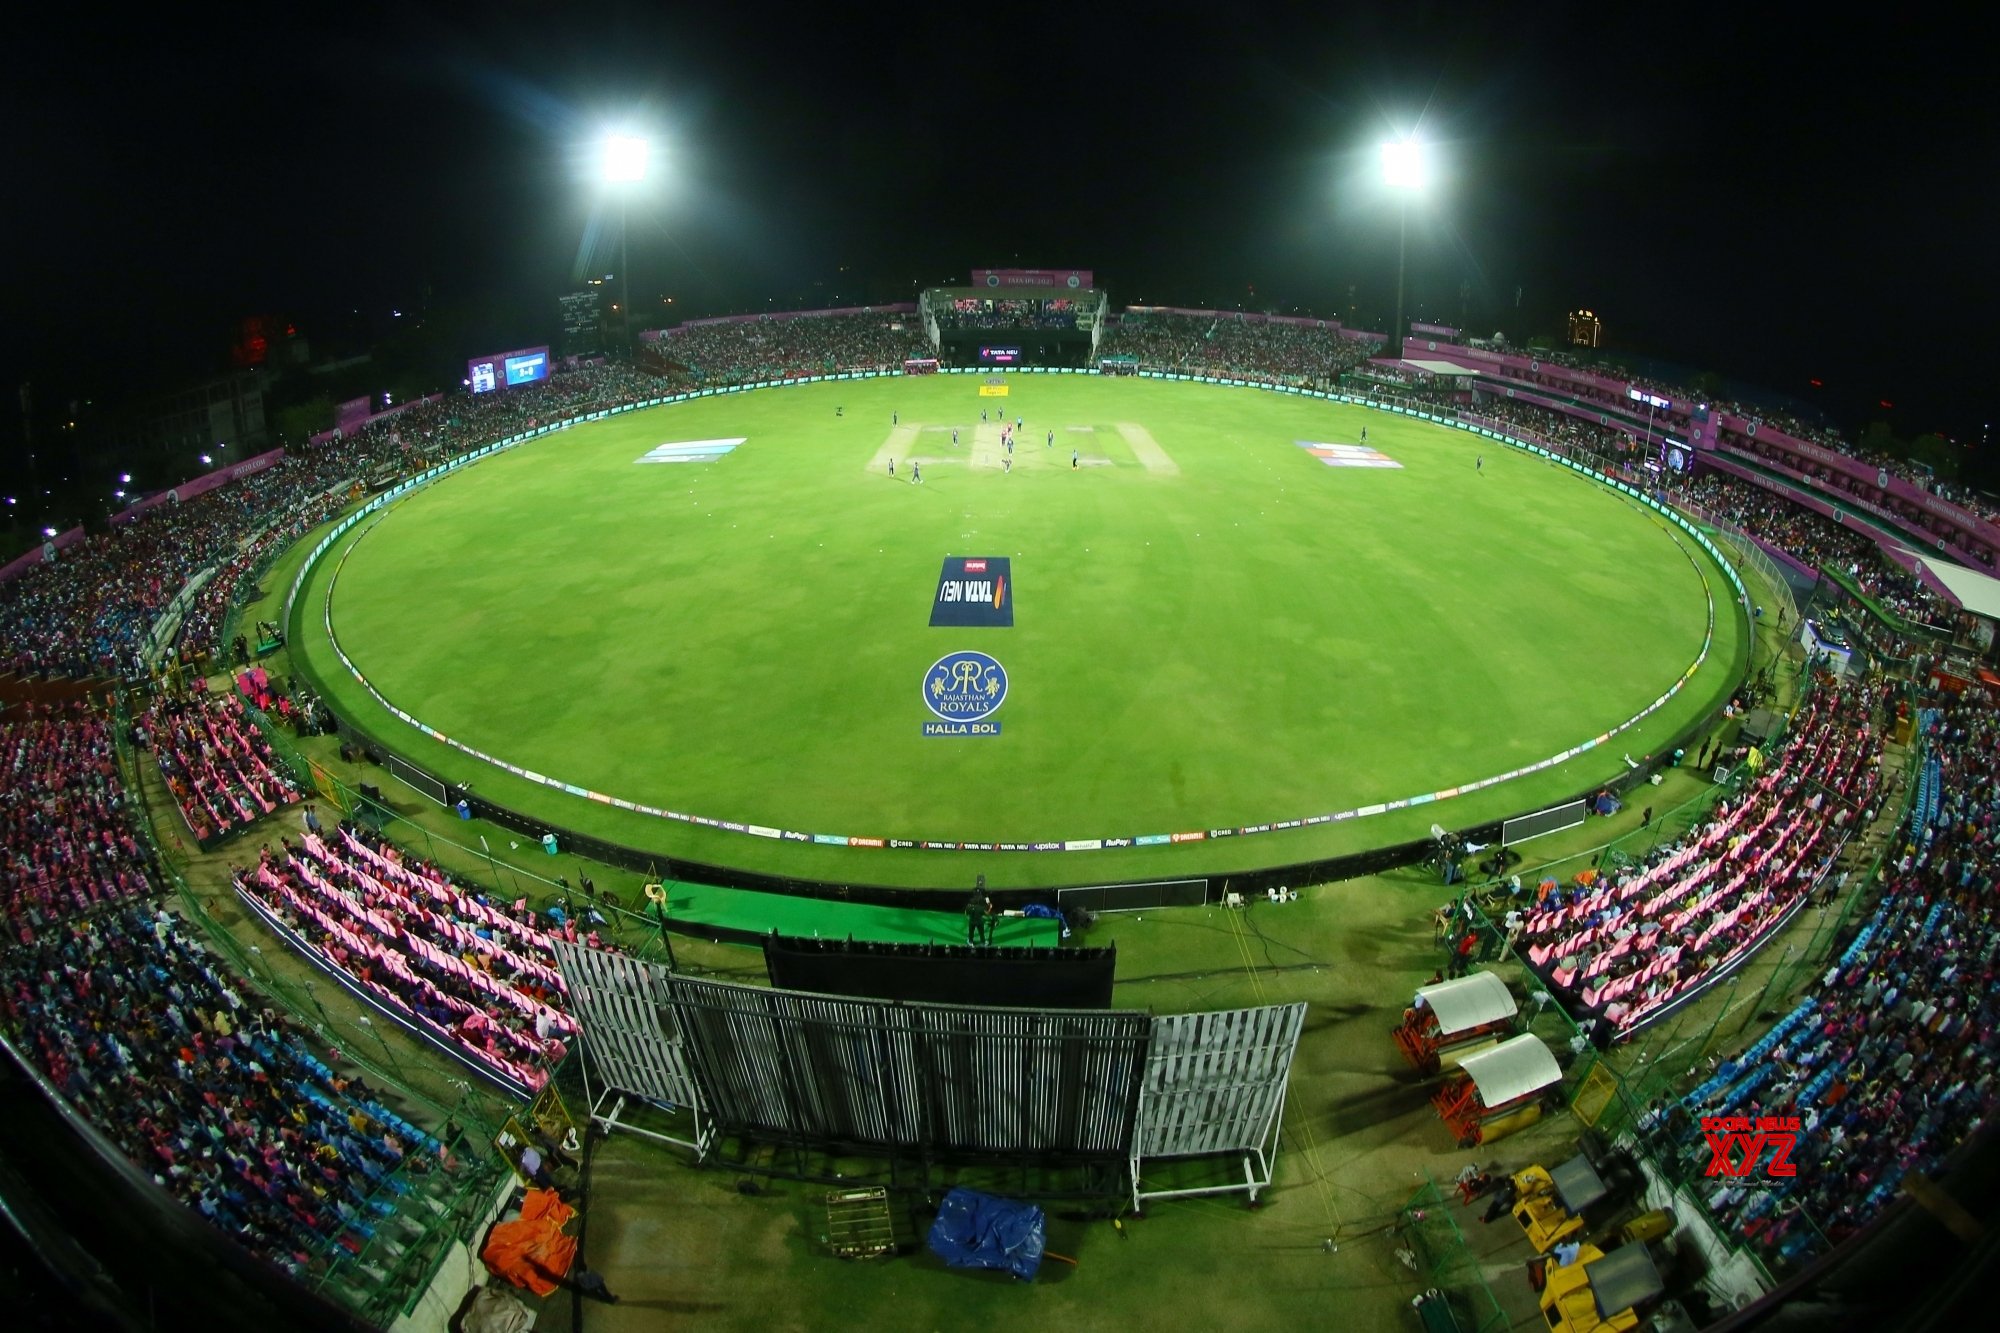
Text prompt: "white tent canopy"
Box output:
[[1398, 358, 1478, 377], [1902, 549, 2000, 621], [1416, 972, 1517, 1036], [1457, 1034, 1561, 1107]]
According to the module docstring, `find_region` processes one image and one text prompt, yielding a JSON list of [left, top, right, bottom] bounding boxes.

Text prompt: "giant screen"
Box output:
[[467, 346, 552, 394]]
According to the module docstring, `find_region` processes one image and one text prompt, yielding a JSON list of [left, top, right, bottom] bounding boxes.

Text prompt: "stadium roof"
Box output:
[[1397, 359, 1478, 376], [928, 285, 1100, 297], [1904, 551, 2000, 620]]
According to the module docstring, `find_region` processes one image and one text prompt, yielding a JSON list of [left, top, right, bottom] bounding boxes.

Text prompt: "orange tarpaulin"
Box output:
[[480, 1189, 578, 1297]]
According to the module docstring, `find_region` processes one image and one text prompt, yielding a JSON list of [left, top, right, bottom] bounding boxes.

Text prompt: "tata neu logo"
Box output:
[[1701, 1115, 1801, 1179], [930, 556, 1013, 627]]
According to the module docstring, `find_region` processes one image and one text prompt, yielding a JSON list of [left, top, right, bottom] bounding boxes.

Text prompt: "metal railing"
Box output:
[[1401, 1174, 1511, 1333]]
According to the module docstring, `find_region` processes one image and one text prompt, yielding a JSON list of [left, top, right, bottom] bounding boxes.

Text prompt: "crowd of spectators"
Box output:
[[1676, 473, 1959, 626], [934, 297, 1080, 331], [1410, 338, 2000, 567], [1516, 683, 1882, 1037], [1461, 397, 1639, 464], [141, 688, 302, 845], [2, 703, 157, 927], [1729, 434, 1999, 570], [0, 903, 447, 1278], [0, 363, 669, 680], [1651, 683, 2000, 1270], [659, 313, 930, 382], [233, 822, 580, 1093], [1094, 312, 1380, 386]]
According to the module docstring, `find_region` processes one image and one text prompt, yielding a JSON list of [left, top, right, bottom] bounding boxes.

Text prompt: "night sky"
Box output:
[[3, 6, 1992, 487]]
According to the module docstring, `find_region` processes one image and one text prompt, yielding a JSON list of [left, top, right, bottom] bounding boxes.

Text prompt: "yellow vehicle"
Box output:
[[1511, 1153, 1609, 1253], [1538, 1243, 1664, 1333]]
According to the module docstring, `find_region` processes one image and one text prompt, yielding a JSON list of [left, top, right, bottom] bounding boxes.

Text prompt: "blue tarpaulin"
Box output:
[[925, 1188, 1047, 1280], [1022, 902, 1070, 939]]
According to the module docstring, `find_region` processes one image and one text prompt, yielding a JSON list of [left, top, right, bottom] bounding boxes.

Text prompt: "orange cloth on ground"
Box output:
[[480, 1188, 579, 1297]]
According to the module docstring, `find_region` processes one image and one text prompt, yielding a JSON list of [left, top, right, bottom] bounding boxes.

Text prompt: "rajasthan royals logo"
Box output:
[[923, 650, 1008, 721]]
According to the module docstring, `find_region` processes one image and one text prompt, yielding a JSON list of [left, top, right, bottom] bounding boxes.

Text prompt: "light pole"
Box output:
[[1380, 136, 1429, 361], [602, 134, 650, 349]]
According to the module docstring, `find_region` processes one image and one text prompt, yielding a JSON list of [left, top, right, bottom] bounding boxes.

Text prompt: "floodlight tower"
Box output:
[[1380, 136, 1429, 361], [602, 134, 650, 347]]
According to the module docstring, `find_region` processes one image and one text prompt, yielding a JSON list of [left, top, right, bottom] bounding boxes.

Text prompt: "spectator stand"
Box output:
[[1, 905, 512, 1328], [1547, 709, 1923, 1282], [1817, 562, 1957, 645], [1672, 472, 1963, 649], [1530, 683, 1878, 1039], [1448, 773, 1751, 1115], [0, 701, 157, 928], [113, 694, 519, 1115], [1, 704, 518, 1327], [245, 714, 594, 915], [136, 686, 594, 1102], [143, 686, 304, 850], [230, 824, 580, 1101]]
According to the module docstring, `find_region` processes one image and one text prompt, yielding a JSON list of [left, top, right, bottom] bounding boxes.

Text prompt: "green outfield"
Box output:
[[289, 375, 1746, 888]]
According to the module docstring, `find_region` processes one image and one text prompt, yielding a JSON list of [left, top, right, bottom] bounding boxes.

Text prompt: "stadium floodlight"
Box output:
[[602, 134, 650, 185], [1379, 134, 1430, 360], [600, 132, 655, 347], [1380, 137, 1429, 194]]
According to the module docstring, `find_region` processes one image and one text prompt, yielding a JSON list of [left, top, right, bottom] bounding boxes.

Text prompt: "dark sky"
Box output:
[[3, 5, 1993, 478]]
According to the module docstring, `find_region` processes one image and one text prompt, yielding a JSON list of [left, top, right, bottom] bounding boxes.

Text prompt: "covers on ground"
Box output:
[[926, 1187, 1047, 1280], [480, 1187, 578, 1296]]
